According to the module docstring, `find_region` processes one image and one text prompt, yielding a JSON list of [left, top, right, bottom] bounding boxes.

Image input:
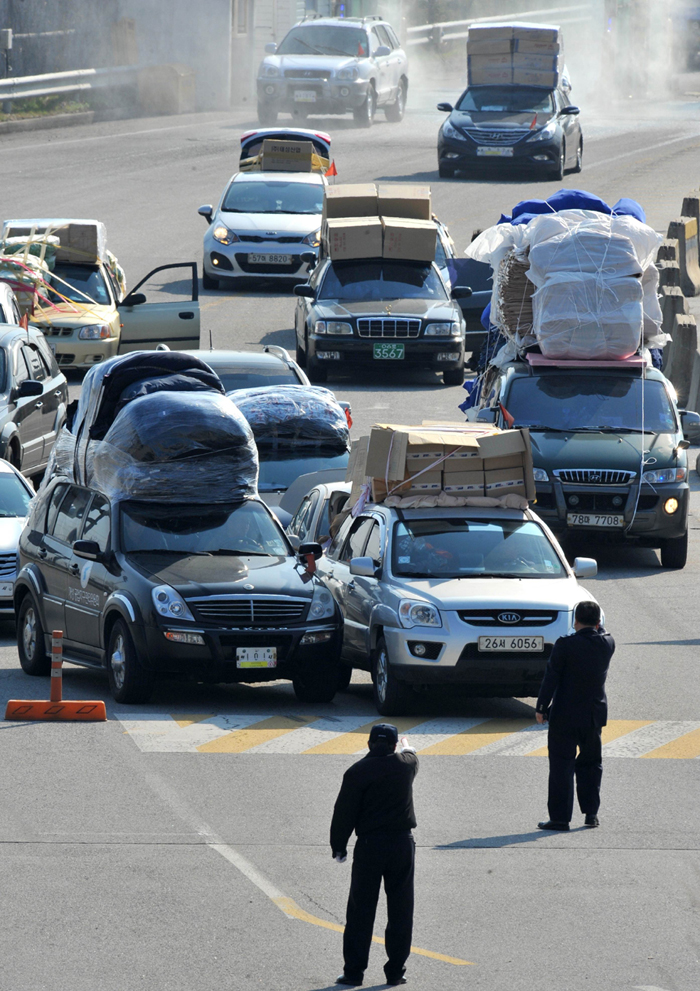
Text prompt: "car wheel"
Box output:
[[8, 441, 20, 471], [354, 85, 376, 128], [257, 102, 279, 126], [385, 79, 407, 122], [372, 636, 412, 716], [438, 164, 456, 179], [107, 619, 154, 704], [551, 142, 565, 180], [572, 139, 583, 173], [307, 357, 328, 383], [17, 595, 50, 676], [202, 269, 219, 290], [337, 664, 353, 691], [443, 365, 465, 386], [295, 329, 307, 368], [659, 531, 688, 569], [292, 661, 339, 703]]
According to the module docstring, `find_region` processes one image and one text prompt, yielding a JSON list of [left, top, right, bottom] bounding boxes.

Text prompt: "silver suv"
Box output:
[[257, 15, 408, 127]]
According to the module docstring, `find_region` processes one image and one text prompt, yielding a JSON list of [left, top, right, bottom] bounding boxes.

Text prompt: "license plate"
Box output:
[[476, 146, 514, 157], [248, 253, 291, 265], [294, 90, 317, 102], [236, 647, 277, 668], [478, 636, 544, 652], [567, 514, 624, 528], [0, 581, 12, 597], [373, 342, 405, 360]]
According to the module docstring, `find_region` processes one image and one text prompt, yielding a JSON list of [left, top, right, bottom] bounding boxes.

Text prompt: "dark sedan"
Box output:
[[437, 84, 582, 180]]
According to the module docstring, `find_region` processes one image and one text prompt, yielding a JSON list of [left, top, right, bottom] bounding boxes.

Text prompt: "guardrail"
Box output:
[[406, 3, 594, 46], [0, 64, 137, 101]]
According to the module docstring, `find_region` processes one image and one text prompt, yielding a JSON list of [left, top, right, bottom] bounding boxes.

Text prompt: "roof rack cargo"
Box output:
[[525, 354, 647, 369]]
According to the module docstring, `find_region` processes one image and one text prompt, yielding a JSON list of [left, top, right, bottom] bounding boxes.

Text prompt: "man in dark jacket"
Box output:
[[330, 723, 418, 987], [535, 600, 615, 831]]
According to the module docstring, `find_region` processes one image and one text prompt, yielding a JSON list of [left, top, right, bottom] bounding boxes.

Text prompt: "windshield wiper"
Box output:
[[514, 423, 569, 432], [209, 549, 270, 556], [291, 38, 325, 55], [130, 548, 210, 556]]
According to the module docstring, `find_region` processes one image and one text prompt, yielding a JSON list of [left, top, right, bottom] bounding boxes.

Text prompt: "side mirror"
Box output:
[[72, 539, 102, 561], [120, 292, 147, 307], [349, 556, 378, 578], [476, 407, 497, 423], [264, 42, 277, 54], [375, 45, 391, 57], [299, 541, 323, 561], [300, 250, 317, 266], [198, 205, 213, 224], [680, 410, 700, 431], [573, 557, 598, 578], [15, 379, 43, 399], [294, 284, 316, 299], [287, 533, 301, 550], [451, 285, 472, 298], [437, 102, 453, 113], [560, 105, 580, 115]]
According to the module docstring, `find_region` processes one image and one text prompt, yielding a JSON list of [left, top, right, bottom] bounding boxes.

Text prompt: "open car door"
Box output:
[[117, 262, 200, 354]]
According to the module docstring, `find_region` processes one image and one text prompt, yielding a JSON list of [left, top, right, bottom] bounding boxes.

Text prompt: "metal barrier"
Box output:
[[0, 64, 138, 101], [406, 3, 594, 46]]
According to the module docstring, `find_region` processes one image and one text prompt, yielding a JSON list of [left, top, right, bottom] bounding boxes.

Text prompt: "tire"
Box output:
[[202, 270, 219, 290], [17, 595, 50, 676], [292, 661, 339, 703], [295, 329, 307, 369], [354, 85, 376, 128], [443, 365, 465, 386], [8, 441, 20, 471], [572, 139, 583, 173], [257, 102, 279, 126], [438, 164, 456, 178], [372, 636, 412, 716], [336, 664, 353, 691], [660, 531, 688, 569], [551, 142, 565, 181], [385, 79, 406, 122], [107, 619, 154, 704], [307, 357, 327, 383]]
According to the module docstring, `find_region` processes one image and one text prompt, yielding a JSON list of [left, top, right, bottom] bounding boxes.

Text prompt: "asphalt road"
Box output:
[[1, 78, 700, 991]]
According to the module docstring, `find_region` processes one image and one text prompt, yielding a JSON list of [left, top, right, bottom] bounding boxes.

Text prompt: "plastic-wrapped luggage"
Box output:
[[229, 385, 350, 451]]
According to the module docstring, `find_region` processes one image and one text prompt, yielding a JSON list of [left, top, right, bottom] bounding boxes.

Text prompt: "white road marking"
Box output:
[[117, 713, 264, 752], [481, 723, 550, 756], [585, 131, 700, 171], [403, 718, 489, 752], [245, 716, 371, 753], [603, 721, 700, 758]]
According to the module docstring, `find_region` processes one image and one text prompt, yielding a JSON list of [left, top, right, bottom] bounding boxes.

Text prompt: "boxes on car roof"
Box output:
[[321, 183, 435, 262], [4, 219, 106, 265], [261, 138, 315, 172], [466, 22, 563, 88]]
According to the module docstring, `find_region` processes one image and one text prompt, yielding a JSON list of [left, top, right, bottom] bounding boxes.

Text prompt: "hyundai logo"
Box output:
[[498, 612, 521, 624]]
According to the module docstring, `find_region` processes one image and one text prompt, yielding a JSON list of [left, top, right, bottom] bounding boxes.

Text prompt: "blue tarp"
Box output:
[[500, 189, 645, 227]]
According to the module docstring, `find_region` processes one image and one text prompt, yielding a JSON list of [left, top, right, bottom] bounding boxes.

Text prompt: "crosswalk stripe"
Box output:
[[640, 724, 700, 759], [601, 721, 700, 758], [408, 718, 489, 752], [303, 717, 427, 755], [525, 719, 654, 757], [197, 715, 316, 753], [419, 719, 532, 756], [246, 716, 372, 754], [118, 713, 263, 752]]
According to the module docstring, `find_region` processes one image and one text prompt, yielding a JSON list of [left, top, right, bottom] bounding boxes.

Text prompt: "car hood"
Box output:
[[0, 517, 25, 553], [125, 552, 314, 599], [312, 298, 459, 320], [31, 302, 115, 325], [398, 576, 586, 610], [448, 109, 553, 130], [218, 210, 319, 235], [528, 430, 680, 471], [261, 54, 356, 73]]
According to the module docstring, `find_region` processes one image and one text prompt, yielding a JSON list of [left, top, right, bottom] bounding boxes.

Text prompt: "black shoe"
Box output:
[[385, 978, 407, 987], [537, 820, 570, 831], [584, 815, 599, 827], [336, 975, 363, 986]]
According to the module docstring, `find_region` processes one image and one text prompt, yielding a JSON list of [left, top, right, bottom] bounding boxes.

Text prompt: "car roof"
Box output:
[[293, 17, 376, 28], [231, 171, 325, 185], [184, 349, 296, 368], [368, 505, 530, 522], [0, 324, 45, 347], [240, 127, 331, 145], [504, 360, 667, 383]]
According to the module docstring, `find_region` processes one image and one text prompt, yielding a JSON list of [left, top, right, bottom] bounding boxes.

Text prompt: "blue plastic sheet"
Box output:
[[504, 189, 643, 227]]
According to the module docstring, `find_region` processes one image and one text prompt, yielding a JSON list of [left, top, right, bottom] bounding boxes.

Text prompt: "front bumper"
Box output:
[[307, 334, 465, 367], [37, 332, 119, 370], [257, 76, 369, 114], [438, 133, 562, 172], [203, 241, 316, 282], [533, 480, 689, 543]]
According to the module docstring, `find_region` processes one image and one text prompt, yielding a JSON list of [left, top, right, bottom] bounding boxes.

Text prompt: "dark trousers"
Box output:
[[547, 725, 603, 823], [343, 831, 415, 981]]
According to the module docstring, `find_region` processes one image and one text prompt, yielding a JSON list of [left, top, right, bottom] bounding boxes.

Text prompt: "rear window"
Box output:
[[220, 365, 301, 391], [0, 472, 32, 518]]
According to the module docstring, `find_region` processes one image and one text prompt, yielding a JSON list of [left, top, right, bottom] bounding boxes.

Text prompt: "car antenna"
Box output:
[[208, 325, 213, 351]]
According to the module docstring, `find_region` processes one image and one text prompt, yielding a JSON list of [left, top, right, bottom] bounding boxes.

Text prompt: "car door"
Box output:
[[64, 493, 111, 651], [340, 517, 384, 658], [376, 24, 401, 97], [39, 483, 90, 635], [21, 343, 58, 464], [556, 89, 578, 166], [330, 516, 376, 659], [117, 263, 201, 353], [369, 26, 391, 104], [32, 334, 68, 456], [12, 345, 44, 471]]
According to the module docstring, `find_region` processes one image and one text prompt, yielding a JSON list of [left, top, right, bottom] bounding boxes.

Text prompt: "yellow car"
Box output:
[[1, 219, 201, 370]]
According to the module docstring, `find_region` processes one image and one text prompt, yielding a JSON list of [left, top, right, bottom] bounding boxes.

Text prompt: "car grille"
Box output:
[[285, 69, 329, 79], [42, 326, 74, 337], [466, 129, 527, 144], [235, 253, 303, 274], [554, 469, 637, 485], [356, 318, 421, 339], [459, 609, 559, 628], [0, 553, 16, 580], [56, 354, 75, 365], [219, 633, 293, 661], [238, 234, 305, 244], [188, 596, 308, 627]]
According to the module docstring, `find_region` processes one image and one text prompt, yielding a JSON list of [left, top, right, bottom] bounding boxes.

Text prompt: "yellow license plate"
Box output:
[[236, 647, 277, 668]]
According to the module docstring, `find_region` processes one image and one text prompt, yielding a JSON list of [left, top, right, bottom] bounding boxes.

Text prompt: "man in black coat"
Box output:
[[330, 723, 418, 987], [535, 600, 615, 831]]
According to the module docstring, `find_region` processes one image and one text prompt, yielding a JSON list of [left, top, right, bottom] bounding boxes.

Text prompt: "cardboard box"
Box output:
[[482, 453, 526, 471], [443, 470, 486, 494], [406, 444, 445, 469], [261, 139, 314, 172], [468, 24, 514, 43], [365, 424, 483, 481], [513, 37, 561, 54], [443, 450, 485, 473], [467, 37, 513, 56], [377, 184, 432, 222], [324, 217, 383, 261], [322, 183, 378, 222], [468, 53, 512, 68], [406, 471, 442, 494], [371, 476, 412, 502], [512, 52, 561, 73], [382, 217, 436, 262], [468, 62, 514, 86], [477, 430, 527, 460], [55, 223, 102, 264], [512, 68, 559, 88], [511, 23, 561, 46], [484, 467, 527, 497]]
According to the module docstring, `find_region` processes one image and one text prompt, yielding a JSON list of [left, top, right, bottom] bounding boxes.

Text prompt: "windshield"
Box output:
[[392, 518, 566, 579], [222, 181, 323, 216], [319, 261, 448, 302], [48, 264, 111, 305], [258, 451, 349, 492], [120, 501, 289, 557], [456, 86, 554, 114], [506, 376, 678, 433], [219, 366, 300, 391], [0, 473, 32, 518], [277, 25, 368, 57]]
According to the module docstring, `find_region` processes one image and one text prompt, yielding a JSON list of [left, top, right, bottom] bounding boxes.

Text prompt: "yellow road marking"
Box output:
[[272, 896, 474, 966], [172, 714, 214, 729], [641, 726, 700, 759], [197, 715, 315, 753], [304, 717, 428, 754], [526, 719, 653, 757], [420, 718, 527, 755]]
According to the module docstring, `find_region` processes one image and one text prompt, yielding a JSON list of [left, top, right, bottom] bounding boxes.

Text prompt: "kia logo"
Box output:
[[498, 612, 521, 624]]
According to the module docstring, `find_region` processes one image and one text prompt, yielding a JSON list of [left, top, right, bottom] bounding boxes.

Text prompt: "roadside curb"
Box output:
[[0, 111, 95, 135]]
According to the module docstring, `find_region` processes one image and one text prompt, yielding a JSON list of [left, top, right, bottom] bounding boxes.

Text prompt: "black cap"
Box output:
[[369, 723, 399, 745]]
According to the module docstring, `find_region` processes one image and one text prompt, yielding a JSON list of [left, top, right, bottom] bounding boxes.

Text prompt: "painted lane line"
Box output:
[[305, 716, 428, 755], [419, 718, 532, 756], [481, 722, 549, 756], [585, 131, 700, 171], [247, 716, 374, 754], [526, 719, 654, 757], [603, 721, 700, 758], [117, 713, 264, 752], [197, 714, 317, 753], [405, 717, 490, 752], [640, 723, 700, 759]]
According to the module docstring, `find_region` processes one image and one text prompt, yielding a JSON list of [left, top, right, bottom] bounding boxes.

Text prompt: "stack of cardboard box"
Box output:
[[467, 22, 563, 89], [321, 183, 436, 263], [260, 139, 316, 172]]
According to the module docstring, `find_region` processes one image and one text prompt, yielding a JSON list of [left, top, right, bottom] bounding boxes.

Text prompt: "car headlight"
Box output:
[[425, 322, 460, 337], [526, 120, 558, 143], [212, 225, 239, 245], [152, 585, 195, 622], [302, 229, 321, 247], [309, 584, 335, 620], [643, 468, 686, 484], [399, 600, 442, 629], [533, 468, 549, 482], [261, 64, 280, 78], [442, 120, 466, 141], [78, 324, 112, 340], [336, 66, 359, 80], [314, 320, 353, 335]]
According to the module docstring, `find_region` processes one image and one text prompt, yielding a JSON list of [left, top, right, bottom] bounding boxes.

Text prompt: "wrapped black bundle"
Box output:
[[228, 385, 349, 451]]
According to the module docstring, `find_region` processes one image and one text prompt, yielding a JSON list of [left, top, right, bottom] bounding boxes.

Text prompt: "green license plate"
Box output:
[[373, 342, 405, 360]]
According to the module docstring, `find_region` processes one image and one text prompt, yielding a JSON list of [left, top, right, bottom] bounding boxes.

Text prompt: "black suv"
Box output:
[[15, 481, 343, 703]]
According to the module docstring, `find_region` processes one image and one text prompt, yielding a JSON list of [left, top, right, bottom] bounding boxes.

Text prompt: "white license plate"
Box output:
[[476, 146, 514, 157], [236, 647, 277, 669], [567, 513, 624, 528], [248, 253, 291, 265], [0, 581, 13, 597], [478, 636, 544, 652], [294, 90, 317, 103]]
